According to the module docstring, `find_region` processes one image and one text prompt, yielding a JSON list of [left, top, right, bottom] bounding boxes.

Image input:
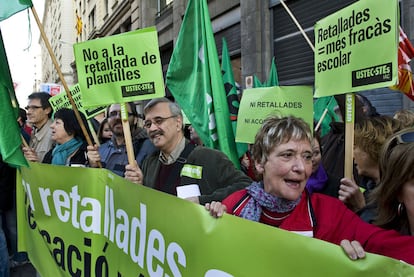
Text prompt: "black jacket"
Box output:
[[0, 155, 16, 211]]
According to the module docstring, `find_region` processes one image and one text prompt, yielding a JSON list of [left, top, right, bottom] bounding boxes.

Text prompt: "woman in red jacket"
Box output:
[[206, 115, 414, 265]]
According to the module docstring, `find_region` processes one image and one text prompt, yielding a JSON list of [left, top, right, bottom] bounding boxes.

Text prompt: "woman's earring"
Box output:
[[398, 202, 405, 217]]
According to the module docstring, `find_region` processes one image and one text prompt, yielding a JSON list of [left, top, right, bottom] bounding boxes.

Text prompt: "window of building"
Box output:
[[271, 0, 357, 85], [104, 0, 109, 17], [89, 7, 95, 32], [157, 0, 173, 16]]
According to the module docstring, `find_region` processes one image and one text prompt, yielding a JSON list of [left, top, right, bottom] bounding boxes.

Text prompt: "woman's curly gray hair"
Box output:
[[251, 115, 312, 167]]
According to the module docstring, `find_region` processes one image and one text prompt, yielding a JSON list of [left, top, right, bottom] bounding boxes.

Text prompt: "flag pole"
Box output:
[[120, 103, 136, 165], [87, 120, 100, 147], [344, 94, 355, 179], [314, 96, 333, 132], [280, 0, 315, 52], [21, 134, 29, 148], [30, 6, 101, 168], [314, 108, 328, 132]]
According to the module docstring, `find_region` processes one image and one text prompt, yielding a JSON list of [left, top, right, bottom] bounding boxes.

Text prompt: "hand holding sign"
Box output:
[[86, 144, 101, 168], [124, 160, 144, 185]]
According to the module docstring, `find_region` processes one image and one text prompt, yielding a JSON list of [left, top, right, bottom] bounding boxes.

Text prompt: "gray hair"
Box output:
[[252, 115, 312, 165], [144, 97, 182, 118], [143, 97, 184, 130]]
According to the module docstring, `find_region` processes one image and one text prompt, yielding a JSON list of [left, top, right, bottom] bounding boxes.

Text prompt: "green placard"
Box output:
[[16, 163, 414, 276], [236, 86, 313, 143], [74, 26, 165, 107], [48, 84, 106, 119], [314, 0, 399, 97]]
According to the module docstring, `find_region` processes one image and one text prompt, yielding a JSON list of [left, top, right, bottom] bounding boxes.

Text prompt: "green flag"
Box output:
[[0, 0, 33, 21], [221, 38, 247, 158], [253, 75, 263, 88], [166, 0, 240, 168], [265, 57, 279, 87], [313, 96, 339, 137], [0, 29, 28, 167], [253, 57, 279, 88]]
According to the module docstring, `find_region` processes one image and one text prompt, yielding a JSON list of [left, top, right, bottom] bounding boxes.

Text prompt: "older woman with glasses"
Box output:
[[370, 127, 414, 236], [206, 116, 414, 265]]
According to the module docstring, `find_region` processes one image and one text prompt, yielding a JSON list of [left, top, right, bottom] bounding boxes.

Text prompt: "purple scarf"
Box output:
[[306, 164, 328, 194], [239, 182, 301, 222]]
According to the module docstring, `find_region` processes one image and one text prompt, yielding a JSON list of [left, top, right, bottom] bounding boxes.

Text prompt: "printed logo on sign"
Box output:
[[351, 62, 392, 87], [121, 82, 155, 97], [84, 106, 107, 118]]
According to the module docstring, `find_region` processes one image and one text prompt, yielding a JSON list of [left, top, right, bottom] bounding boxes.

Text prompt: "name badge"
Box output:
[[180, 164, 202, 179]]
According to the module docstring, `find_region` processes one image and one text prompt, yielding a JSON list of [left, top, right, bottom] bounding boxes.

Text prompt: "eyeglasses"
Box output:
[[143, 116, 176, 129], [25, 105, 43, 110], [108, 110, 134, 118], [394, 131, 414, 144], [387, 130, 414, 155]]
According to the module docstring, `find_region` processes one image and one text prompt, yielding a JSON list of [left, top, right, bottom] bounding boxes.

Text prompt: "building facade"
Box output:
[[41, 0, 414, 114], [40, 0, 76, 86]]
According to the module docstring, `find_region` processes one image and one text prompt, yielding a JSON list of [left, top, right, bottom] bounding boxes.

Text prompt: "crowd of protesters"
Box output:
[[1, 91, 414, 276]]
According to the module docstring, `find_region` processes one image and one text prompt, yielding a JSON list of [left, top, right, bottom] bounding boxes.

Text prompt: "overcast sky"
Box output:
[[0, 0, 44, 107]]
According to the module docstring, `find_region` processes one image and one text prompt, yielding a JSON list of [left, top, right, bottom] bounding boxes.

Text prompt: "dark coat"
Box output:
[[141, 140, 252, 205], [0, 155, 16, 211]]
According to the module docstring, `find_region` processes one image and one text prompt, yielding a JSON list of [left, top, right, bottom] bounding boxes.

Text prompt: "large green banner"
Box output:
[[73, 27, 165, 107], [16, 163, 414, 276], [314, 0, 399, 97], [236, 86, 313, 143]]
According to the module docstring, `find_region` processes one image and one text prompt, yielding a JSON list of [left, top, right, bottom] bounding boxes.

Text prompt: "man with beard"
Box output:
[[87, 102, 156, 176], [124, 97, 251, 205]]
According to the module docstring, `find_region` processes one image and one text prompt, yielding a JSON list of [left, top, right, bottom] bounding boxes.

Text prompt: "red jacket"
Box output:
[[223, 189, 414, 265]]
